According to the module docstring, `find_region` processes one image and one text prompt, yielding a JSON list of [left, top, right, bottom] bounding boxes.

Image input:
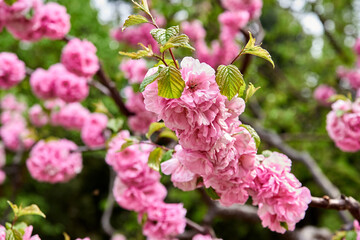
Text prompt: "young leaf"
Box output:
[[119, 44, 153, 59], [107, 118, 124, 133], [204, 187, 220, 200], [17, 204, 46, 218], [160, 34, 195, 52], [7, 201, 19, 216], [161, 150, 174, 163], [158, 129, 178, 141], [245, 83, 261, 102], [239, 124, 261, 149], [6, 229, 22, 240], [242, 32, 275, 68], [216, 65, 246, 101], [346, 231, 357, 240], [146, 122, 166, 139], [13, 222, 27, 236], [4, 0, 17, 6], [63, 232, 71, 240], [140, 68, 161, 92], [131, 0, 151, 16], [120, 139, 134, 151], [122, 15, 149, 31], [157, 66, 185, 99], [150, 26, 180, 45], [148, 147, 163, 171], [280, 222, 289, 231]]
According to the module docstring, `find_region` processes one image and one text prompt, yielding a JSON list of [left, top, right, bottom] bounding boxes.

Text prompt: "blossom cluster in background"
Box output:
[[0, 0, 70, 41], [106, 130, 187, 239]]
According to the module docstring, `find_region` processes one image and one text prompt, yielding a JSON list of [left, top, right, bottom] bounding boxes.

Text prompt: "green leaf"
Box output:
[[261, 150, 272, 158], [17, 204, 46, 218], [332, 231, 347, 240], [160, 150, 174, 163], [158, 129, 178, 141], [146, 122, 166, 139], [160, 34, 194, 52], [150, 26, 180, 45], [328, 94, 349, 103], [13, 222, 27, 236], [119, 43, 153, 59], [7, 201, 19, 217], [245, 83, 261, 102], [120, 139, 135, 151], [131, 0, 151, 16], [107, 118, 124, 133], [154, 59, 178, 68], [140, 68, 161, 92], [346, 231, 357, 240], [63, 232, 71, 240], [216, 65, 246, 100], [148, 147, 163, 171], [204, 187, 220, 200], [122, 15, 149, 31], [4, 0, 17, 6], [157, 66, 185, 99], [242, 32, 275, 68], [239, 124, 261, 149], [6, 229, 22, 240], [280, 222, 289, 231]]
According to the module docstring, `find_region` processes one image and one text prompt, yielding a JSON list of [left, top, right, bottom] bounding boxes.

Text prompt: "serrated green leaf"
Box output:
[[18, 204, 46, 218], [154, 59, 178, 68], [120, 139, 134, 151], [122, 15, 149, 31], [6, 229, 22, 240], [239, 124, 261, 149], [216, 65, 246, 101], [146, 122, 166, 139], [160, 150, 174, 163], [242, 32, 274, 68], [140, 68, 161, 92], [150, 26, 180, 45], [158, 129, 178, 141], [346, 231, 357, 240], [131, 0, 151, 16], [160, 34, 194, 52], [148, 147, 163, 171], [204, 187, 220, 200], [280, 222, 289, 231], [63, 232, 71, 240], [5, 223, 12, 230], [107, 118, 124, 133], [4, 0, 17, 6], [119, 44, 153, 59], [157, 66, 185, 99], [245, 83, 261, 102]]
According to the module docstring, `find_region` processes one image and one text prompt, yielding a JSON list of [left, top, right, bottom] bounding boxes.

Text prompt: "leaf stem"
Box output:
[[169, 48, 179, 69], [154, 55, 168, 66]]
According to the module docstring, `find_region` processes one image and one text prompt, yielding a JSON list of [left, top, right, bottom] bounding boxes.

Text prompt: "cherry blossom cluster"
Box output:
[[249, 152, 311, 233], [182, 0, 262, 68], [0, 0, 70, 41], [143, 57, 311, 233], [111, 14, 165, 53], [326, 99, 360, 152], [26, 139, 83, 183], [0, 52, 26, 89], [354, 220, 360, 240], [0, 94, 35, 151], [106, 130, 186, 239], [30, 38, 99, 102], [313, 84, 336, 106], [0, 225, 40, 240]]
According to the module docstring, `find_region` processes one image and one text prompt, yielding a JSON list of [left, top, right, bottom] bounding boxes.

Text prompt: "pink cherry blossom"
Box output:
[[120, 59, 148, 84], [29, 104, 49, 127], [326, 99, 360, 152], [61, 38, 99, 78], [142, 202, 187, 239], [0, 94, 26, 112], [26, 139, 82, 183], [0, 225, 5, 240], [52, 103, 90, 130], [81, 113, 108, 148], [75, 238, 90, 240], [0, 119, 35, 151], [250, 152, 311, 233], [0, 52, 26, 89], [192, 234, 214, 240], [34, 2, 70, 40], [30, 68, 56, 99], [354, 38, 360, 55], [23, 225, 41, 240], [221, 0, 263, 19], [313, 84, 336, 106], [354, 220, 360, 240], [181, 21, 206, 43]]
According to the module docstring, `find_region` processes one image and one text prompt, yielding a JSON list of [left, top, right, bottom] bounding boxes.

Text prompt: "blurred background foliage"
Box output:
[[1, 0, 360, 239]]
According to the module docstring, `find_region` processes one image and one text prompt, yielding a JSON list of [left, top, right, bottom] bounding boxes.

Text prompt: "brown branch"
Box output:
[[96, 63, 135, 117], [310, 196, 360, 221]]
